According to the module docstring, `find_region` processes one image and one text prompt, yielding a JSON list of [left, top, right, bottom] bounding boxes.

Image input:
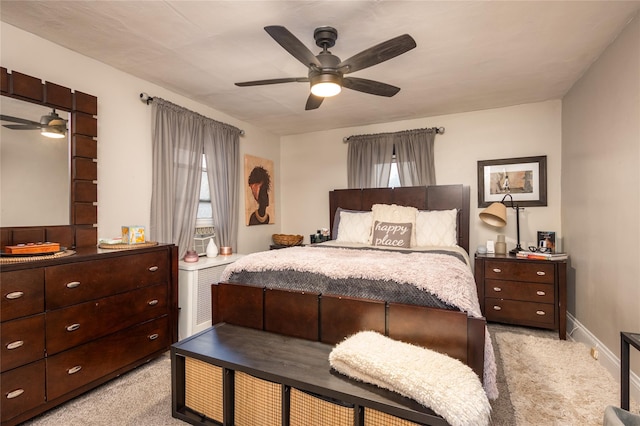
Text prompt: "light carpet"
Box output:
[[495, 331, 639, 426], [21, 327, 639, 425]]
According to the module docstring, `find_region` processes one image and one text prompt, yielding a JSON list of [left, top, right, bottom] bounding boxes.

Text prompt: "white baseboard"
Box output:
[[567, 313, 640, 405]]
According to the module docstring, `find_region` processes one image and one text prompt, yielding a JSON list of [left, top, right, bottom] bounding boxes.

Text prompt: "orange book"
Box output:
[[5, 242, 61, 254]]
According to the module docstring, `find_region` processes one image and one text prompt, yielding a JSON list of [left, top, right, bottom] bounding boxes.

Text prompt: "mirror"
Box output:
[[0, 95, 71, 227]]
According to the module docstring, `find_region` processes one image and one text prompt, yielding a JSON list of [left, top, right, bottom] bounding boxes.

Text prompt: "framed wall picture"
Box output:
[[477, 155, 547, 207], [244, 154, 275, 225]]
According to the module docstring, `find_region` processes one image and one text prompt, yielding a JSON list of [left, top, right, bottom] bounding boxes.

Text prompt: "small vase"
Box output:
[[206, 238, 218, 258], [183, 249, 199, 263]]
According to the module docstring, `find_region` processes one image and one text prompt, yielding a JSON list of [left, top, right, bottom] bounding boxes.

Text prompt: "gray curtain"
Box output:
[[394, 128, 436, 186], [150, 98, 241, 258], [347, 134, 394, 188], [203, 124, 240, 251], [347, 128, 437, 189]]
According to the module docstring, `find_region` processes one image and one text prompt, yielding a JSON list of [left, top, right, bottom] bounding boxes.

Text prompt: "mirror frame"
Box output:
[[1, 67, 98, 249]]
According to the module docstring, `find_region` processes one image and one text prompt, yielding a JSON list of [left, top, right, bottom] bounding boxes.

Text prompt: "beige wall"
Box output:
[[280, 101, 563, 256], [562, 13, 640, 374], [1, 23, 282, 254]]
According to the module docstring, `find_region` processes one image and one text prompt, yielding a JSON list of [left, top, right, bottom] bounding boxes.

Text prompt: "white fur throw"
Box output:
[[329, 331, 491, 426]]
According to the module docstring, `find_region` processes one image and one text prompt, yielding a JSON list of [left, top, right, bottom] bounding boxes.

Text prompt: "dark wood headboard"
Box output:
[[329, 184, 470, 253]]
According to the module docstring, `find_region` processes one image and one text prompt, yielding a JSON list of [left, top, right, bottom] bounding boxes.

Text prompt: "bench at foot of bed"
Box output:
[[171, 323, 450, 426]]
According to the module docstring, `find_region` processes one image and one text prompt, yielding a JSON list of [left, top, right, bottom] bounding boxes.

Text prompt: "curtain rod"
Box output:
[[139, 92, 245, 136], [342, 126, 445, 142]]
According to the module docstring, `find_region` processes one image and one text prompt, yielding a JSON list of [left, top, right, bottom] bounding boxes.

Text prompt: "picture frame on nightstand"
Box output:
[[537, 231, 556, 253]]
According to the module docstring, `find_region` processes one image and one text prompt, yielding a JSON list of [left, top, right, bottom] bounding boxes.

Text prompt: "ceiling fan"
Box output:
[[235, 26, 417, 110], [0, 108, 68, 138]]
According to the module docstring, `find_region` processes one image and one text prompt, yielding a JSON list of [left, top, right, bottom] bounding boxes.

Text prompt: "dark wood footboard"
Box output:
[[211, 282, 486, 382]]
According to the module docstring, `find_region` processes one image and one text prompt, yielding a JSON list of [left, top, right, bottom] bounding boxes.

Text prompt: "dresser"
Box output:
[[474, 253, 567, 339], [0, 244, 178, 426]]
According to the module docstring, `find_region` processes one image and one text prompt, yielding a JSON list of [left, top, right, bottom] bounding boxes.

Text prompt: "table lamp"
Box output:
[[479, 193, 523, 254]]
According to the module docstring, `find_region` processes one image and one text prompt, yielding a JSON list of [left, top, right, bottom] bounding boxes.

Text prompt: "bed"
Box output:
[[211, 184, 498, 399]]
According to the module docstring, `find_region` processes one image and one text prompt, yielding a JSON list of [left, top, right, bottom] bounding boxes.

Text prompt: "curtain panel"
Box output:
[[346, 128, 437, 189], [150, 98, 241, 258]]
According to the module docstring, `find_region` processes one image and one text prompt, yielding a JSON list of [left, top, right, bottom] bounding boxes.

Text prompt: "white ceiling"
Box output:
[[1, 1, 639, 136]]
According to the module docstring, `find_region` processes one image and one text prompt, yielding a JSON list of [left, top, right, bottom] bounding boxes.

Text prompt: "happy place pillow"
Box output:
[[336, 210, 373, 244], [371, 221, 413, 248], [415, 209, 458, 247], [370, 204, 418, 246]]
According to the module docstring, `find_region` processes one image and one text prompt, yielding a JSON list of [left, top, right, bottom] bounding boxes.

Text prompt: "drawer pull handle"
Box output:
[[492, 306, 502, 311], [148, 266, 159, 272], [536, 310, 546, 316], [536, 271, 546, 276], [67, 365, 82, 375], [148, 299, 159, 306], [536, 291, 546, 296], [492, 268, 502, 273], [66, 323, 81, 332], [6, 340, 24, 350], [66, 281, 81, 289], [6, 389, 24, 399], [149, 333, 159, 341], [6, 291, 24, 300], [493, 287, 502, 292]]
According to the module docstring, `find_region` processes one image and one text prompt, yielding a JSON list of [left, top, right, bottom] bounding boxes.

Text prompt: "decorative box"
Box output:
[[122, 226, 145, 244], [193, 225, 215, 256]]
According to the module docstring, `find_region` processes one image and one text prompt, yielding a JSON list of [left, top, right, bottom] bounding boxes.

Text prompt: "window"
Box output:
[[389, 156, 400, 188], [197, 154, 212, 219]]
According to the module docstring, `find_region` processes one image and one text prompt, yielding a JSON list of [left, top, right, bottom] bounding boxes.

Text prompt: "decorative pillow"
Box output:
[[371, 221, 413, 248], [336, 211, 373, 244], [370, 204, 418, 246], [416, 209, 458, 247], [332, 208, 369, 239]]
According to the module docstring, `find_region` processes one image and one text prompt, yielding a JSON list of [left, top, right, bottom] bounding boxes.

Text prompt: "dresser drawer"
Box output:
[[45, 251, 170, 309], [1, 269, 44, 322], [1, 314, 45, 372], [485, 279, 554, 304], [485, 298, 556, 326], [0, 360, 46, 423], [46, 315, 170, 400], [46, 283, 168, 355], [484, 260, 554, 284]]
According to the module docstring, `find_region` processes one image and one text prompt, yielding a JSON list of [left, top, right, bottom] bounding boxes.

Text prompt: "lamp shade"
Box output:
[[479, 202, 507, 227]]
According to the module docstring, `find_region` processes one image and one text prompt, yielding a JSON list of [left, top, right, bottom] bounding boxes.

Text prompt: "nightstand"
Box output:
[[474, 253, 568, 340]]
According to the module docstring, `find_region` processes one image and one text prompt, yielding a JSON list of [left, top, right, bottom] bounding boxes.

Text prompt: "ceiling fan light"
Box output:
[[311, 82, 341, 97], [41, 126, 66, 139], [310, 72, 342, 97]]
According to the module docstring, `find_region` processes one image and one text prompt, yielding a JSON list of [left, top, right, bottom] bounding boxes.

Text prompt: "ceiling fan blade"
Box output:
[[338, 34, 416, 74], [343, 77, 401, 97], [264, 26, 321, 68], [235, 77, 308, 87], [0, 114, 40, 126], [305, 94, 324, 110], [3, 124, 42, 130]]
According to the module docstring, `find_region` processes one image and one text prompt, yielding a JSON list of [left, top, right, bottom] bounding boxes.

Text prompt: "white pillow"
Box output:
[[416, 209, 458, 247], [370, 204, 418, 246], [336, 211, 373, 244]]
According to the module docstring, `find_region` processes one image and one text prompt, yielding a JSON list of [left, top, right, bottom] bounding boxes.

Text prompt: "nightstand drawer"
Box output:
[[485, 298, 555, 326], [485, 279, 554, 303], [484, 260, 554, 284]]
